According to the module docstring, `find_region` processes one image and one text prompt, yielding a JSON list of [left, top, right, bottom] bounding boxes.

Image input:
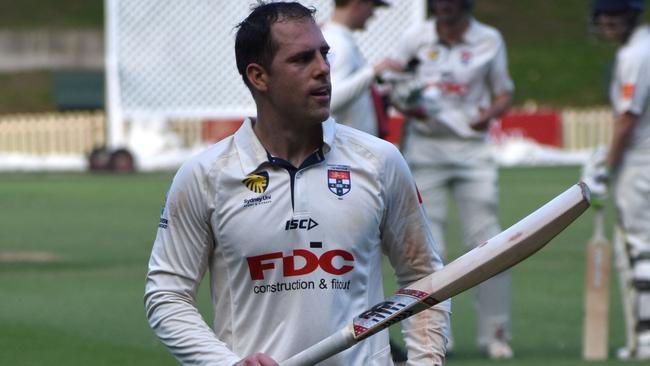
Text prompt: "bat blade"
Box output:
[[280, 183, 591, 366], [582, 209, 610, 360]]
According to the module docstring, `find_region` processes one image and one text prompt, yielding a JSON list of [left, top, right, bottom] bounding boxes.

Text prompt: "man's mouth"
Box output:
[[310, 85, 331, 97]]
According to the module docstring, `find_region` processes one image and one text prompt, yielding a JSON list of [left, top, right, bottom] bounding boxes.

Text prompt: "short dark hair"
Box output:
[[235, 1, 316, 89], [334, 0, 353, 6]]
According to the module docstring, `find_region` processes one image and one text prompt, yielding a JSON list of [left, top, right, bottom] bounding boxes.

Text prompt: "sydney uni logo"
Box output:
[[285, 218, 318, 231], [243, 171, 269, 193]]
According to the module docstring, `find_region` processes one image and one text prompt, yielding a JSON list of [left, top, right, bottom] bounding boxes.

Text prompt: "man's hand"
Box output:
[[581, 146, 610, 208], [585, 165, 609, 208], [235, 352, 278, 366], [374, 58, 403, 75], [469, 108, 490, 132], [470, 93, 513, 132]]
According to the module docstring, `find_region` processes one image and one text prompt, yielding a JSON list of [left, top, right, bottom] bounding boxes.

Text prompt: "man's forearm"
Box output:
[[607, 112, 638, 169], [145, 290, 241, 365], [471, 92, 512, 131], [401, 303, 450, 366]]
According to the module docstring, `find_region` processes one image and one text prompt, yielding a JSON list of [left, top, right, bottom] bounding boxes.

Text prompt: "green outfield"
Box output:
[[0, 167, 639, 365]]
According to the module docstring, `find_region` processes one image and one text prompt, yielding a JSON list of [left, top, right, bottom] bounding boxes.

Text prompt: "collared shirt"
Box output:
[[611, 24, 650, 165], [145, 118, 449, 365], [322, 21, 379, 136], [396, 18, 514, 139]]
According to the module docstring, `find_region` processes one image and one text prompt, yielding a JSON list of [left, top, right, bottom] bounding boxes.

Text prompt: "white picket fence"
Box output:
[[0, 112, 105, 155], [0, 107, 613, 156], [561, 106, 613, 151], [0, 112, 208, 155]]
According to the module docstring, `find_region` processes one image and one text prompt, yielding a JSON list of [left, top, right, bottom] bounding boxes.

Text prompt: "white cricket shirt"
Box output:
[[145, 118, 449, 365], [396, 18, 514, 139], [322, 21, 379, 136], [610, 24, 650, 166]]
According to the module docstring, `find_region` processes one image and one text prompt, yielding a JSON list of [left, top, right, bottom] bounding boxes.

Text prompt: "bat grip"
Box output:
[[279, 327, 356, 366], [593, 208, 605, 240]]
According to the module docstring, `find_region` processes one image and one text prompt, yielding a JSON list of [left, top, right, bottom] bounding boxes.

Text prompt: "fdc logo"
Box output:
[[247, 249, 354, 280]]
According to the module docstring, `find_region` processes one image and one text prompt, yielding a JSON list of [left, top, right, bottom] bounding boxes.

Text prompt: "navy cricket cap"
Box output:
[[592, 0, 644, 14]]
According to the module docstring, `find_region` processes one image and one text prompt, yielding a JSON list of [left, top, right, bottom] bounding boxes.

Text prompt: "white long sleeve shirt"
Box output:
[[610, 24, 650, 166], [396, 18, 514, 141], [322, 21, 379, 136], [144, 118, 450, 366]]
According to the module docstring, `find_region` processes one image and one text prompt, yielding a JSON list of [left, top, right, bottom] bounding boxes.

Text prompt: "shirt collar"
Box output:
[[627, 24, 650, 46], [234, 117, 336, 174], [462, 18, 481, 44]]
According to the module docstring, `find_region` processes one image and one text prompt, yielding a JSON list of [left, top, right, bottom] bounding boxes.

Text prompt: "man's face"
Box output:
[[265, 19, 331, 124], [350, 0, 377, 30], [433, 0, 465, 23], [596, 13, 629, 42]]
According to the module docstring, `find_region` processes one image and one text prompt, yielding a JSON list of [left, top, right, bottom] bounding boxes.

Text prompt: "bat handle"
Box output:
[[593, 207, 605, 240], [279, 327, 356, 366]]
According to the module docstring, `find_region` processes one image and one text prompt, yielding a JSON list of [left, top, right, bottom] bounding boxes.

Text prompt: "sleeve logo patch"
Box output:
[[621, 83, 635, 100]]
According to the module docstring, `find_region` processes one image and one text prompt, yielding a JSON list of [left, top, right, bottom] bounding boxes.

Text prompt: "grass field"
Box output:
[[0, 167, 643, 365]]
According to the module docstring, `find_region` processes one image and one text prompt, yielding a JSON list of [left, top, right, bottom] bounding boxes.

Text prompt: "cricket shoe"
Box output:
[[636, 331, 650, 360], [616, 346, 634, 360], [637, 346, 650, 360], [617, 346, 650, 361], [486, 340, 514, 360], [616, 332, 650, 361]]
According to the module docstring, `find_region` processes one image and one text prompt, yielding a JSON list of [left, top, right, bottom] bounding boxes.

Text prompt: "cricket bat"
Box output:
[[280, 183, 591, 366], [582, 208, 610, 360]]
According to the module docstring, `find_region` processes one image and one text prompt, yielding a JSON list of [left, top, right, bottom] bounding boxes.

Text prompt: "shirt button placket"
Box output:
[[294, 171, 308, 214]]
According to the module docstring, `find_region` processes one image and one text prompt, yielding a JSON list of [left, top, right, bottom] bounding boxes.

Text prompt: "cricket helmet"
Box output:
[[428, 0, 474, 13], [592, 0, 644, 16]]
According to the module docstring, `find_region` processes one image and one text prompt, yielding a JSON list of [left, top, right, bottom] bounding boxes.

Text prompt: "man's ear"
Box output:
[[246, 63, 269, 93]]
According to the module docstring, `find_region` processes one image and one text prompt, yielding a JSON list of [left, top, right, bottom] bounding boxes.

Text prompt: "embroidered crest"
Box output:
[[460, 50, 472, 65], [243, 171, 269, 193], [328, 166, 351, 197]]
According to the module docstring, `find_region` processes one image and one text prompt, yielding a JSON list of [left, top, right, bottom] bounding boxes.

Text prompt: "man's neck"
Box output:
[[436, 15, 470, 45], [252, 116, 323, 168], [620, 24, 639, 45], [331, 8, 356, 30]]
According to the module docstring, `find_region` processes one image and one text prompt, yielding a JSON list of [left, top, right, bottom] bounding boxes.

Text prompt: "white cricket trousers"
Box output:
[[614, 162, 650, 338], [405, 133, 511, 347]]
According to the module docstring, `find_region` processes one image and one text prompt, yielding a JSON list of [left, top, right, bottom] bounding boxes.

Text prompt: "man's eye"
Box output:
[[294, 54, 312, 63]]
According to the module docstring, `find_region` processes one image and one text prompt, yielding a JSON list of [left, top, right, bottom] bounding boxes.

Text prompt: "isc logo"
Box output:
[[285, 218, 318, 231], [247, 249, 354, 280]]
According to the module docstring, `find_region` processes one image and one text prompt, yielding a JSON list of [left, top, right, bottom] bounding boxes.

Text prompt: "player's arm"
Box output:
[[144, 159, 242, 366], [324, 31, 375, 112], [470, 91, 512, 132], [379, 144, 450, 365], [607, 53, 649, 170], [471, 33, 514, 131], [325, 31, 400, 112], [607, 111, 639, 169]]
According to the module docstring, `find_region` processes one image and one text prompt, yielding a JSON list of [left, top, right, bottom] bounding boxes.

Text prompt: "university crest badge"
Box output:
[[243, 171, 269, 193], [328, 166, 351, 197]]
